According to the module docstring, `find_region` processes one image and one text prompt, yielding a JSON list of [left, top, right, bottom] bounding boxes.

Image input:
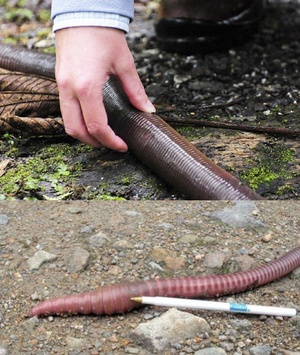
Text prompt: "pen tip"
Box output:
[[131, 297, 142, 303]]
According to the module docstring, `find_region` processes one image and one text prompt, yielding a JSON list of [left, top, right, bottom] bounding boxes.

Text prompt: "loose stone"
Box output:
[[125, 347, 140, 354], [80, 225, 95, 234], [194, 347, 227, 355], [0, 347, 8, 355], [27, 250, 57, 271], [249, 345, 271, 355], [165, 256, 186, 270], [130, 308, 210, 352], [178, 234, 199, 244], [220, 342, 234, 352], [67, 207, 83, 214], [210, 201, 265, 229], [158, 222, 174, 230], [65, 336, 86, 350], [149, 261, 164, 272], [0, 215, 9, 225], [261, 232, 273, 243], [230, 255, 256, 273], [203, 251, 227, 269], [230, 319, 252, 331], [174, 74, 192, 85], [64, 247, 90, 273], [113, 239, 133, 250], [89, 231, 110, 248]]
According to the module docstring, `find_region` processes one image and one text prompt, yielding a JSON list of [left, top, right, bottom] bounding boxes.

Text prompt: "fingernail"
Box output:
[[145, 99, 156, 113], [117, 148, 128, 153]]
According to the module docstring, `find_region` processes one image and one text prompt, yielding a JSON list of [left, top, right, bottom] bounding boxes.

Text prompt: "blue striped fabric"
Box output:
[[51, 0, 134, 32], [53, 12, 130, 32]]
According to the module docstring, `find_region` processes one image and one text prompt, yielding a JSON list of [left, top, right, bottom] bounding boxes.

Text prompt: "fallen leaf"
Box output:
[[0, 158, 12, 177]]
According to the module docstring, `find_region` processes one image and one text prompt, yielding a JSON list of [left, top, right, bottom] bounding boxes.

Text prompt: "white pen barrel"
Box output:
[[140, 297, 297, 317]]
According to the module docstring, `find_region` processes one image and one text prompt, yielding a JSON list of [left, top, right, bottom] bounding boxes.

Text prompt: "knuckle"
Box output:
[[86, 122, 106, 137], [73, 78, 91, 97], [55, 73, 70, 91], [56, 74, 91, 98], [64, 125, 80, 139]]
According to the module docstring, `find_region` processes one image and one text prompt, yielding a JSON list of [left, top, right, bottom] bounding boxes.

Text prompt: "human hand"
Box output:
[[55, 27, 155, 151]]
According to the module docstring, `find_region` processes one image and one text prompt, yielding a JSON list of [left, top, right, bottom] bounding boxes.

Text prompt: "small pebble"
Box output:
[[68, 207, 83, 214], [194, 348, 227, 355], [261, 232, 273, 243], [80, 225, 95, 234], [0, 347, 8, 355], [174, 74, 192, 85], [249, 345, 271, 355], [125, 347, 140, 354], [0, 215, 9, 225]]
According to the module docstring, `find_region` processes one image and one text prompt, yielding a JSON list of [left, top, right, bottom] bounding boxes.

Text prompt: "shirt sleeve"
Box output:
[[51, 0, 134, 33]]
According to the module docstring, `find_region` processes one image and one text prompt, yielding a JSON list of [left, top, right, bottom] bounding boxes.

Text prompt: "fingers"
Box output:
[[78, 86, 128, 152], [58, 80, 128, 152], [115, 56, 156, 114]]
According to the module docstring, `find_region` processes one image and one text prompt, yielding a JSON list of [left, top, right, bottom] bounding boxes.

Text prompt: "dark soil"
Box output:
[[0, 0, 299, 200]]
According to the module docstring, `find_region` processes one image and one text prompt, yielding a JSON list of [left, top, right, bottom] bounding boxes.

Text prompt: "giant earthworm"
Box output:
[[29, 246, 300, 317], [0, 43, 262, 200]]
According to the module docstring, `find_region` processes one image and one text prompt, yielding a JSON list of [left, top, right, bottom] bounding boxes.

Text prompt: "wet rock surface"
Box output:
[[0, 201, 299, 354]]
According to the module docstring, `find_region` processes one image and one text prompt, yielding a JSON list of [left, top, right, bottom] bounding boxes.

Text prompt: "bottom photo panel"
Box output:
[[0, 201, 299, 355]]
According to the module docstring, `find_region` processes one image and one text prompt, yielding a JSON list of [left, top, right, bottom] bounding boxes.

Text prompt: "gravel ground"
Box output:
[[0, 201, 299, 354]]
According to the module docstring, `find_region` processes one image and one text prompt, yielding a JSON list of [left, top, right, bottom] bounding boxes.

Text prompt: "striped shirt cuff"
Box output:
[[53, 12, 131, 33]]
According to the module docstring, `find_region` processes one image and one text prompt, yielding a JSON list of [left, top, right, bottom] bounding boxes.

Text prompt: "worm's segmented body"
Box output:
[[29, 247, 300, 317]]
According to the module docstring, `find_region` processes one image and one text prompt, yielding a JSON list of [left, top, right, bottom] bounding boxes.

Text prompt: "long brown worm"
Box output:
[[29, 246, 300, 317], [0, 43, 262, 200]]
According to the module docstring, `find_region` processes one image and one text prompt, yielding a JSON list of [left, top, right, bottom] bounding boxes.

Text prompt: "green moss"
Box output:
[[176, 126, 202, 140], [241, 143, 296, 190], [0, 157, 74, 197], [276, 184, 295, 196], [41, 47, 56, 54], [37, 9, 51, 22], [0, 157, 49, 195], [1, 1, 50, 24], [5, 8, 33, 22], [95, 194, 125, 201], [118, 176, 132, 185], [2, 37, 17, 45], [36, 28, 52, 39], [0, 143, 91, 199], [17, 0, 28, 6], [1, 133, 16, 146], [242, 167, 278, 189], [40, 143, 93, 158], [220, 263, 231, 275]]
